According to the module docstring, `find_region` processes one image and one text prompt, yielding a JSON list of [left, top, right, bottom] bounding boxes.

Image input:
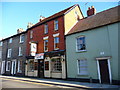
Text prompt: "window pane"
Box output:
[[45, 61, 49, 70], [44, 24, 48, 34], [76, 36, 86, 51], [78, 60, 88, 75]]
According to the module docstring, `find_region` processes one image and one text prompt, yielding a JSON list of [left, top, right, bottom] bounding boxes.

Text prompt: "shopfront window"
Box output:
[[51, 58, 62, 72], [28, 60, 34, 71]]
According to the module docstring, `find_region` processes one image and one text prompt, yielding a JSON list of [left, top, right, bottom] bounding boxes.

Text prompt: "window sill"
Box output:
[[44, 50, 48, 52], [77, 73, 88, 76], [76, 50, 87, 53], [18, 55, 23, 57], [54, 29, 58, 31], [19, 41, 24, 44], [54, 48, 59, 50], [17, 71, 22, 73], [6, 70, 10, 71], [51, 71, 62, 73]]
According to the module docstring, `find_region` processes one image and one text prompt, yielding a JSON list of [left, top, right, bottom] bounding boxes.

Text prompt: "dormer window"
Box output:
[[54, 20, 58, 30], [44, 24, 48, 34]]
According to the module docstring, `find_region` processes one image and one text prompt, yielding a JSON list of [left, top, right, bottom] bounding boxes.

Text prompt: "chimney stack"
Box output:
[[27, 22, 34, 29], [87, 6, 96, 17], [39, 15, 45, 22], [17, 28, 24, 34]]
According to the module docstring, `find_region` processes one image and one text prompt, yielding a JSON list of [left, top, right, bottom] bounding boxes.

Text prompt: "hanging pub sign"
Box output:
[[35, 53, 44, 59], [30, 43, 37, 56]]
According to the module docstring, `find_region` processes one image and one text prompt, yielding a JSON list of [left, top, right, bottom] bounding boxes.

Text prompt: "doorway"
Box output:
[[38, 59, 44, 78], [1, 61, 5, 74], [97, 59, 111, 84], [11, 60, 16, 75]]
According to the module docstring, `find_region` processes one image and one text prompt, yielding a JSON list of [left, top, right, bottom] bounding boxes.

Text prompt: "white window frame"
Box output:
[[54, 20, 58, 30], [51, 58, 62, 72], [6, 61, 11, 71], [77, 59, 88, 75], [9, 38, 12, 43], [44, 39, 48, 52], [0, 41, 3, 46], [7, 49, 12, 58], [17, 60, 22, 73], [0, 51, 2, 58], [20, 34, 24, 43], [44, 24, 48, 34], [54, 37, 59, 50], [18, 47, 22, 56], [30, 30, 33, 39], [76, 36, 86, 52]]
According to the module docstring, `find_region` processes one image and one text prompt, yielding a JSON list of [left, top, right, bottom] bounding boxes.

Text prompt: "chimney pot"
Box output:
[[17, 28, 24, 34], [39, 16, 45, 22], [87, 6, 96, 17]]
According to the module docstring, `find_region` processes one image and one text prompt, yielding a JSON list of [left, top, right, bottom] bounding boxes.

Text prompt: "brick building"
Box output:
[[25, 4, 84, 79], [1, 29, 27, 76]]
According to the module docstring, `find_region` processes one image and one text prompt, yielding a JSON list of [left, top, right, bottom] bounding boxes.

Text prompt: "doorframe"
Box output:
[[11, 59, 16, 75], [96, 57, 112, 84], [1, 61, 5, 74]]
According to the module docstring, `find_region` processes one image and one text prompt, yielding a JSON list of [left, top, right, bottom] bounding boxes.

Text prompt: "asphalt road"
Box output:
[[1, 78, 86, 90]]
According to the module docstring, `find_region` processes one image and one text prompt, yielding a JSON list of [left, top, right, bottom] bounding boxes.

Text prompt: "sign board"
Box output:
[[30, 43, 37, 56], [35, 53, 44, 59]]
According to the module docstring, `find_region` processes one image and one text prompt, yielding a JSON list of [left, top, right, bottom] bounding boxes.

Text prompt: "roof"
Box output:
[[67, 5, 120, 35], [1, 31, 27, 41], [28, 4, 83, 30]]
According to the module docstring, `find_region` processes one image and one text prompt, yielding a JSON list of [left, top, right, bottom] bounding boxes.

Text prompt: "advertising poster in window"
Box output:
[[30, 43, 37, 56]]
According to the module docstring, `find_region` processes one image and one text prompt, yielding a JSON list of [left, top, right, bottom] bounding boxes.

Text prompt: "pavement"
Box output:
[[0, 75, 120, 89]]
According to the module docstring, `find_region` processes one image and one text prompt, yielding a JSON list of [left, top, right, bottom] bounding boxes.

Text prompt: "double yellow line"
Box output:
[[1, 77, 72, 88], [1, 78, 54, 87]]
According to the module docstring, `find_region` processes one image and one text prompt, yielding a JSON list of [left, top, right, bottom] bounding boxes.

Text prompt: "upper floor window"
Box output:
[[76, 36, 86, 52], [44, 24, 48, 34], [54, 37, 59, 50], [20, 34, 24, 43], [18, 47, 22, 56], [0, 41, 3, 46], [77, 59, 88, 75], [9, 38, 12, 43], [30, 31, 33, 39], [54, 20, 58, 30], [7, 49, 12, 58], [44, 39, 48, 52]]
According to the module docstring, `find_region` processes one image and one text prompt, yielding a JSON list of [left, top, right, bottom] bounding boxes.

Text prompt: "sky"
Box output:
[[1, 2, 119, 39]]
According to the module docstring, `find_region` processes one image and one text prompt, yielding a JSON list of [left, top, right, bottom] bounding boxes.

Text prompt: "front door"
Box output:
[[98, 59, 110, 84], [11, 60, 16, 75], [38, 59, 44, 78], [1, 61, 5, 74]]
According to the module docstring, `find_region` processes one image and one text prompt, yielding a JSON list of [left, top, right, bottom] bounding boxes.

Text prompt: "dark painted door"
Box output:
[[38, 59, 44, 78], [99, 59, 110, 84]]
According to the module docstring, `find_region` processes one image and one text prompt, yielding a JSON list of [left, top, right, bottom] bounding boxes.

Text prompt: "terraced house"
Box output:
[[25, 4, 84, 79], [1, 29, 27, 76], [0, 40, 3, 74], [66, 6, 120, 84]]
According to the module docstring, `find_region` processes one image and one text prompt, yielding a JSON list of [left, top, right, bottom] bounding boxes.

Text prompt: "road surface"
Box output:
[[1, 78, 86, 90]]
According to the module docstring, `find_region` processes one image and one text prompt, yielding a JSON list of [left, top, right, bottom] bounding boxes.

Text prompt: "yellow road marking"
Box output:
[[1, 78, 54, 87]]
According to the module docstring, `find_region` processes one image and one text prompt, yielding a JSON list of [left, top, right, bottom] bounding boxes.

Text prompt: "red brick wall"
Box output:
[[26, 16, 65, 56]]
